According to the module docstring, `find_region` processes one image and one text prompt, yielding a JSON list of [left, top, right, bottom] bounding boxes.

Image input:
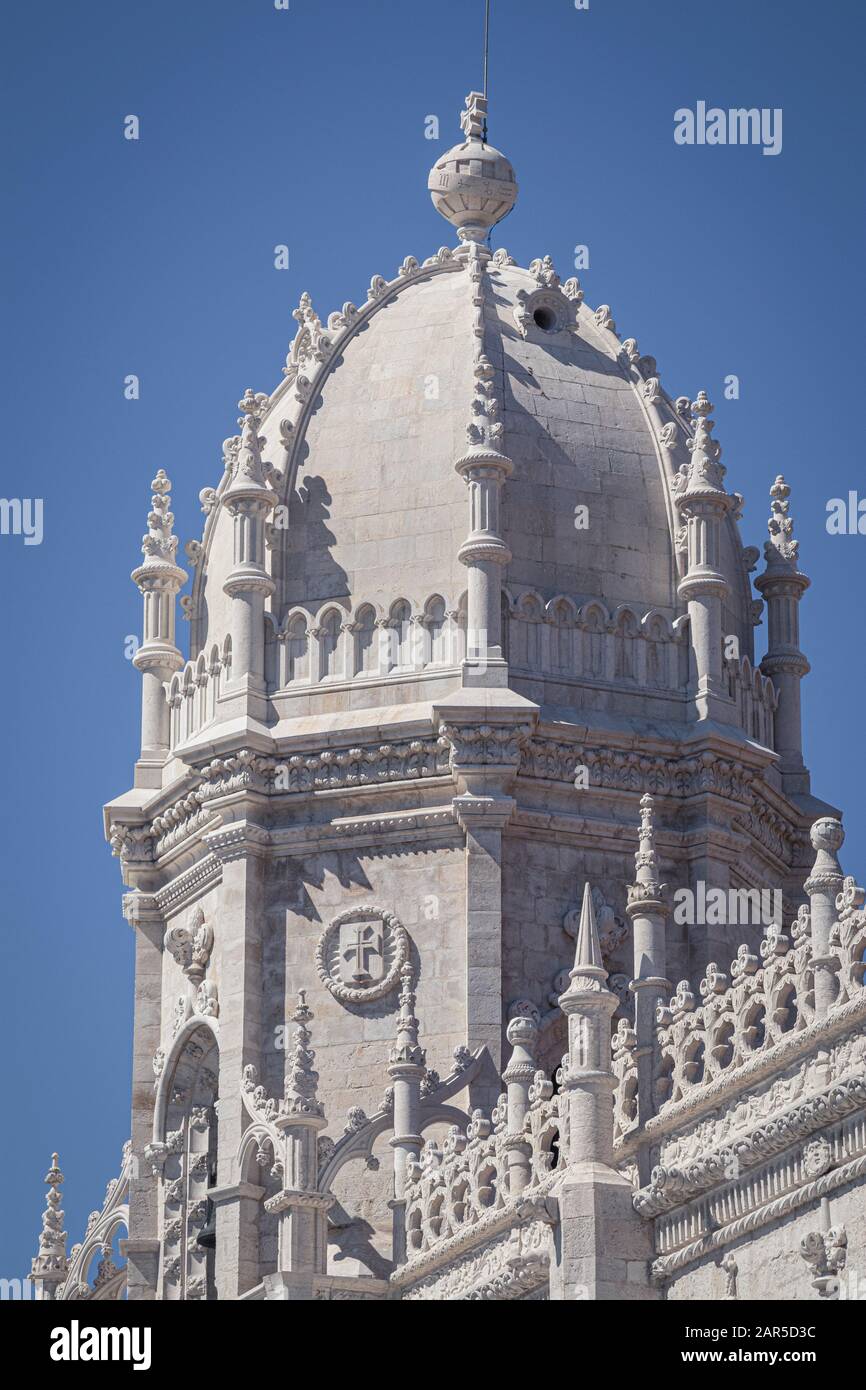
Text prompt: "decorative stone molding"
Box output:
[[57, 1142, 133, 1303], [400, 1213, 553, 1301], [635, 1060, 866, 1218], [163, 905, 213, 984], [273, 738, 451, 792], [623, 979, 866, 1170], [513, 265, 579, 338], [442, 722, 531, 769], [800, 1225, 847, 1298], [651, 1149, 866, 1283], [315, 906, 409, 1005]]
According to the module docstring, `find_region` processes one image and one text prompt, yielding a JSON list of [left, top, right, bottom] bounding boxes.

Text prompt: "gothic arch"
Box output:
[[153, 1018, 220, 1302]]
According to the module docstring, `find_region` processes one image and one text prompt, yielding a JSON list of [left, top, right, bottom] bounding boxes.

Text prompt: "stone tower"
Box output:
[[69, 90, 866, 1303]]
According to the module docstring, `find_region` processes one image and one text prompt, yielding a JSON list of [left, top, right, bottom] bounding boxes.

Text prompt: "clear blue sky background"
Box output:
[[1, 0, 864, 1282]]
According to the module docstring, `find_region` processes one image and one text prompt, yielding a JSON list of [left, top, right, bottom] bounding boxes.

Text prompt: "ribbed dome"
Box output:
[[187, 244, 756, 730]]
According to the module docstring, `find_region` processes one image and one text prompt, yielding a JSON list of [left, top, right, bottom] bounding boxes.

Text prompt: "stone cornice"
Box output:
[[107, 721, 814, 889], [634, 1062, 866, 1218], [651, 1143, 866, 1283]]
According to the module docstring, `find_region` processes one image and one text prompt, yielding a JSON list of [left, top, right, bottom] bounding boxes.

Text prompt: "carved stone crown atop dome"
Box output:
[[428, 91, 517, 243]]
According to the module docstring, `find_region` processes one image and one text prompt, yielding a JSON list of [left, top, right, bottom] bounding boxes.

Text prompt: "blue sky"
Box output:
[[1, 0, 864, 1282]]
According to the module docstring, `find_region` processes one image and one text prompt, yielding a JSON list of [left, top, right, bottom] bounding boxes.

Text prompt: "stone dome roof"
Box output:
[[183, 94, 758, 738], [187, 243, 755, 723]]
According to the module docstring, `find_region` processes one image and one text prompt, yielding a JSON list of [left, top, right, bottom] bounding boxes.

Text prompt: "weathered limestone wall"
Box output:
[[264, 841, 466, 1119]]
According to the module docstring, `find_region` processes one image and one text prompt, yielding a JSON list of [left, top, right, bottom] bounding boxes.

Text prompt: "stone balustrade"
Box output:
[[614, 863, 866, 1124], [403, 1034, 562, 1260]]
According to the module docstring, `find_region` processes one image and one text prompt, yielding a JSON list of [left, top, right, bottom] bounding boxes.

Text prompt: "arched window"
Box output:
[[389, 600, 412, 671], [158, 1022, 219, 1301], [583, 606, 605, 678], [355, 605, 377, 676], [645, 615, 667, 689], [614, 610, 638, 681], [285, 615, 308, 684], [425, 596, 447, 666], [319, 609, 342, 680], [549, 601, 573, 674]]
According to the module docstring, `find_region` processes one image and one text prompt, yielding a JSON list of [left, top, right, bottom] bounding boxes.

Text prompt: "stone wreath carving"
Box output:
[[315, 906, 409, 1005]]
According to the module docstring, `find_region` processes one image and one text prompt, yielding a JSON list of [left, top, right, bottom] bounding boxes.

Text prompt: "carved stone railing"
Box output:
[[651, 908, 817, 1112], [402, 1067, 562, 1262]]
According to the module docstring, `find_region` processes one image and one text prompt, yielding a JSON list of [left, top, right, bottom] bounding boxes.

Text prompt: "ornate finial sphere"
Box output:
[[506, 1012, 539, 1047], [428, 92, 517, 244], [811, 817, 845, 854]]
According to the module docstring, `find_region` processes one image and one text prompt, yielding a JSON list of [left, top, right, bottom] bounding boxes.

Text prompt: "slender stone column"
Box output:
[[558, 884, 619, 1167], [264, 994, 334, 1300], [28, 1154, 68, 1301], [805, 817, 844, 1020], [121, 892, 165, 1299], [455, 245, 512, 689], [552, 885, 656, 1301], [222, 391, 276, 702], [206, 822, 268, 1298], [131, 470, 187, 784], [672, 393, 735, 723], [625, 795, 670, 1183], [502, 1012, 538, 1195], [755, 476, 811, 794], [387, 964, 426, 1263]]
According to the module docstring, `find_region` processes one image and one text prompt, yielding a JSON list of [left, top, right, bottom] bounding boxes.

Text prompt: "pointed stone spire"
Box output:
[[765, 475, 801, 569], [222, 389, 276, 698], [267, 992, 333, 1298], [389, 964, 426, 1072], [682, 391, 726, 495], [756, 475, 811, 791], [281, 991, 324, 1120], [138, 470, 184, 568], [626, 796, 671, 1168], [628, 794, 667, 905], [671, 392, 735, 722], [29, 1153, 68, 1300], [557, 885, 618, 1174], [224, 390, 272, 501], [428, 91, 517, 244], [567, 881, 607, 985], [131, 473, 187, 771]]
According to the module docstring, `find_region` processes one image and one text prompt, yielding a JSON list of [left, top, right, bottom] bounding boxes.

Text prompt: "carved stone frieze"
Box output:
[[398, 1210, 554, 1301]]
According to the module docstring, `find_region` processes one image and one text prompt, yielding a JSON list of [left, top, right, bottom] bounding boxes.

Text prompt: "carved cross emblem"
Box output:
[[340, 921, 383, 986]]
